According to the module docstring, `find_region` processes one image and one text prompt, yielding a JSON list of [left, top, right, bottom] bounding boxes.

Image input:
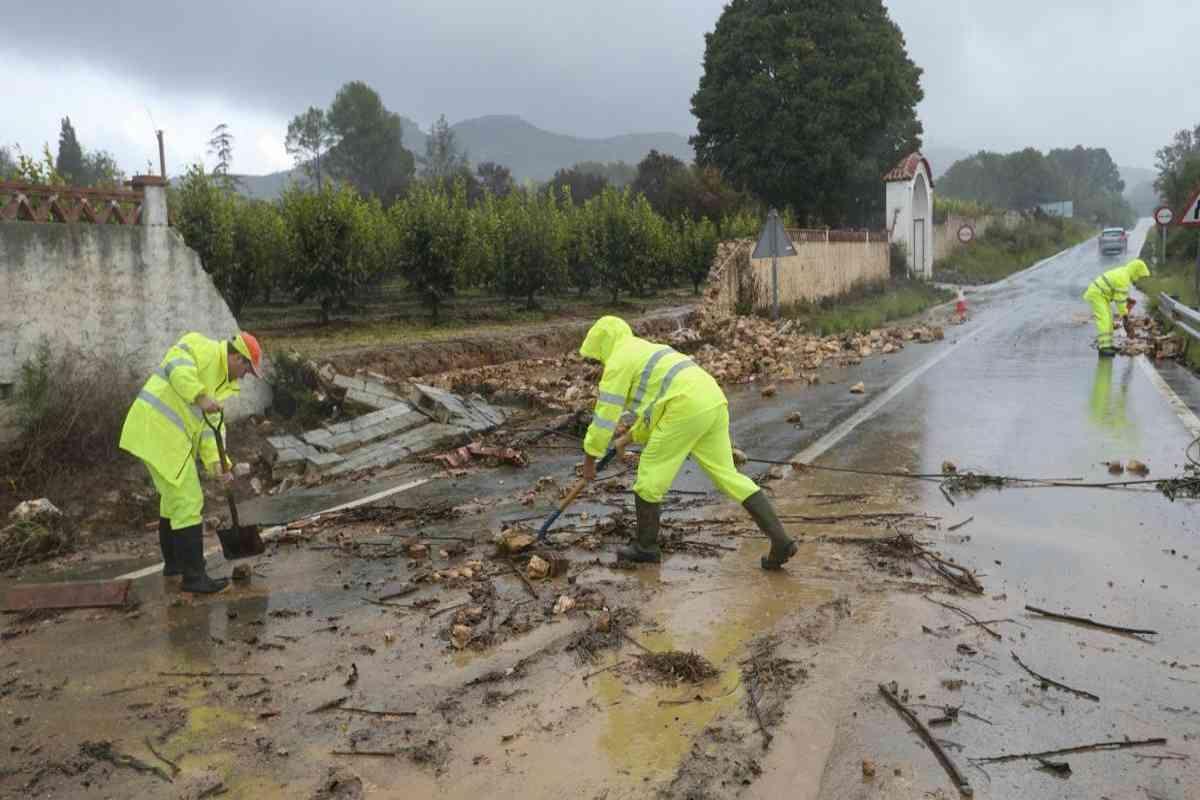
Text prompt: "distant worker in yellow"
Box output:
[[578, 316, 797, 568], [1083, 258, 1149, 357], [120, 332, 263, 593]]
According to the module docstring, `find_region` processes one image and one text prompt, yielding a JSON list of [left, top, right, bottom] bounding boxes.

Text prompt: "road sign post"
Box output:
[[752, 209, 797, 320], [1153, 206, 1175, 267]]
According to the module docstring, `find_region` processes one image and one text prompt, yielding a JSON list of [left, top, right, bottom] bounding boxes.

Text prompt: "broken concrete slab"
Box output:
[[332, 375, 407, 411], [2, 580, 132, 611], [268, 435, 346, 479], [300, 403, 428, 454], [407, 384, 510, 431], [324, 423, 471, 478]]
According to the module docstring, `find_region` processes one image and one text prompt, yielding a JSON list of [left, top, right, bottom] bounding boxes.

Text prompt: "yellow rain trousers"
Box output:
[[1082, 259, 1150, 349], [119, 333, 240, 531], [579, 316, 759, 504]]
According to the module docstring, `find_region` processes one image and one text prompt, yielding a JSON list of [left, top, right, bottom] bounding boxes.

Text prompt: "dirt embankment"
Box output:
[[332, 306, 695, 381]]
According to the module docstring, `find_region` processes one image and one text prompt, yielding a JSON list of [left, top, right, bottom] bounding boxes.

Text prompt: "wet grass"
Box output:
[[934, 217, 1094, 285], [781, 279, 953, 336]]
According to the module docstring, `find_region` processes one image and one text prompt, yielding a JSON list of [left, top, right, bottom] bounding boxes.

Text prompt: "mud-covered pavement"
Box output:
[[5, 220, 1200, 799]]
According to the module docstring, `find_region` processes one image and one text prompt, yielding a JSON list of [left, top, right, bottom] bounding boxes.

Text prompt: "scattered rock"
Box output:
[[862, 759, 876, 778], [1107, 461, 1125, 475], [1127, 459, 1149, 476], [450, 624, 473, 649], [942, 460, 958, 474], [732, 448, 748, 467], [595, 611, 612, 633], [495, 530, 535, 555], [850, 382, 866, 394], [786, 411, 803, 424], [527, 555, 550, 580], [553, 595, 576, 615], [234, 462, 253, 478], [250, 477, 264, 495], [760, 384, 777, 398], [9, 498, 62, 524], [407, 543, 429, 559], [231, 564, 253, 582]]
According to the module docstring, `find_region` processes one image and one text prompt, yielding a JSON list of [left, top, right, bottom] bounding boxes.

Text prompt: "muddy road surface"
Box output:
[[4, 220, 1200, 799]]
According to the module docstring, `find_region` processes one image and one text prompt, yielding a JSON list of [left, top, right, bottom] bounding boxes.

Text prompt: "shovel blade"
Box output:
[[217, 525, 265, 560]]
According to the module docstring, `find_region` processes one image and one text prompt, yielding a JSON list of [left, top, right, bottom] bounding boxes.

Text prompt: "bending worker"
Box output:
[[119, 332, 263, 593], [579, 316, 797, 569], [1083, 258, 1149, 357]]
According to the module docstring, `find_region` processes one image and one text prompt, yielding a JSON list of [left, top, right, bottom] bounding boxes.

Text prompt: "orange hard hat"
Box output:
[[232, 332, 263, 377]]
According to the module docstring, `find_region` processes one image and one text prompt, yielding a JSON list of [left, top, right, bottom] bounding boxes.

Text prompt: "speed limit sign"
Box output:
[[957, 224, 975, 244], [1154, 206, 1174, 226]]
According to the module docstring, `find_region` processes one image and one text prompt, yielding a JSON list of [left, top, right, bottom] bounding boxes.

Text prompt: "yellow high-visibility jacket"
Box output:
[[579, 316, 726, 457], [119, 333, 239, 485], [1084, 259, 1150, 317]]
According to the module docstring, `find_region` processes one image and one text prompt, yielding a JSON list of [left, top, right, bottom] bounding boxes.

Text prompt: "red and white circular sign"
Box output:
[[957, 224, 975, 244], [1154, 206, 1175, 226]]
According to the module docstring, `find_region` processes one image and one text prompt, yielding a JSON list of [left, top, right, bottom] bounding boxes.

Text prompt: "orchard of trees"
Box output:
[[938, 146, 1136, 227], [168, 81, 763, 323]]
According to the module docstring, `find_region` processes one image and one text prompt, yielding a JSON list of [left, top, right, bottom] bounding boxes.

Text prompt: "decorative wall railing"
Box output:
[[0, 181, 145, 225]]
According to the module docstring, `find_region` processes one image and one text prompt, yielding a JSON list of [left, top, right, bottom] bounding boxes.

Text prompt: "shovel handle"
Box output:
[[202, 411, 240, 529]]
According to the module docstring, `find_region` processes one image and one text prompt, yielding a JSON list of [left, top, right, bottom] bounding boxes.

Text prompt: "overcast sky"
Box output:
[[1, 1, 1192, 177]]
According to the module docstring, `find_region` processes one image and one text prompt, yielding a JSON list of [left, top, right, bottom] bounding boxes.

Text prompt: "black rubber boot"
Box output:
[[743, 491, 798, 570], [159, 517, 182, 578], [617, 496, 662, 563], [178, 525, 229, 594]]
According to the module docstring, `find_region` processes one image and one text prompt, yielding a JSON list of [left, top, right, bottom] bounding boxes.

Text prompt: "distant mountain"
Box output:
[[235, 115, 694, 200]]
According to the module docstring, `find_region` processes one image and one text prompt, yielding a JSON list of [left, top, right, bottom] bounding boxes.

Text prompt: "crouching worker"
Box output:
[[579, 316, 797, 569], [119, 332, 263, 593], [1083, 259, 1150, 357]]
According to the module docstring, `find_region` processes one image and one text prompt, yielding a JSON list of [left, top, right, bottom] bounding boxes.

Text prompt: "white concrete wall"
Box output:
[[705, 237, 890, 316], [0, 186, 270, 445]]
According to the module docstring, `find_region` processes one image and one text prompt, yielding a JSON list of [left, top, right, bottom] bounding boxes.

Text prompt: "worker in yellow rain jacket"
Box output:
[[1083, 259, 1149, 357], [579, 316, 797, 568], [120, 332, 263, 593]]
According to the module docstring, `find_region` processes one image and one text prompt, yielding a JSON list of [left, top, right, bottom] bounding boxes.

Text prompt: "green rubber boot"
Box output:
[[743, 491, 798, 570], [617, 496, 662, 563]]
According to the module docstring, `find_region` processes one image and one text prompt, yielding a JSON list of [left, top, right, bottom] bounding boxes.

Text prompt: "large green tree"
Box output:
[[55, 117, 85, 184], [326, 81, 415, 201], [285, 106, 334, 185], [690, 0, 923, 226], [1155, 123, 1200, 211]]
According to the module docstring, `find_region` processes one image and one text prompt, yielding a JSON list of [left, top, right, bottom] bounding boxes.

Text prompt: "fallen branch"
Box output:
[[582, 660, 628, 682], [429, 601, 470, 619], [144, 737, 180, 778], [339, 707, 416, 717], [675, 539, 738, 552], [619, 629, 655, 655], [878, 683, 973, 797], [507, 556, 540, 600], [308, 695, 350, 714], [889, 535, 983, 594], [947, 517, 974, 532], [939, 485, 957, 508], [157, 671, 263, 678], [1010, 651, 1100, 702], [971, 737, 1167, 764], [1025, 605, 1157, 637], [378, 584, 420, 602], [923, 595, 1001, 640], [746, 657, 773, 751], [332, 750, 401, 757], [80, 740, 172, 783]]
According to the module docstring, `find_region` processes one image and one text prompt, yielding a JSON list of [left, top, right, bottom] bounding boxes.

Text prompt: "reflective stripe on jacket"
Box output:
[[119, 332, 239, 485], [579, 316, 726, 457], [1085, 259, 1150, 317]]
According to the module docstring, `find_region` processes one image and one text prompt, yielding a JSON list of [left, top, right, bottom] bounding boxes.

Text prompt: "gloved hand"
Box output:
[[1126, 297, 1138, 310]]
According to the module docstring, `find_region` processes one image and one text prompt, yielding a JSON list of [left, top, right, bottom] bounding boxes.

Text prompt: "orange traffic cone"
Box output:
[[954, 291, 968, 323]]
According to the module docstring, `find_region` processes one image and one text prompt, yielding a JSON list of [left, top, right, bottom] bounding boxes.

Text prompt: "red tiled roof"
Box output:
[[882, 152, 933, 186]]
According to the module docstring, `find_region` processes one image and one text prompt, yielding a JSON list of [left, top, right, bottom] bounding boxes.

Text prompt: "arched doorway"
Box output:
[[912, 170, 930, 278]]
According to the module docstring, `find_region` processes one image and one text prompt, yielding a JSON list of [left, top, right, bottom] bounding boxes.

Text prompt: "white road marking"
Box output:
[[792, 317, 1002, 465], [116, 477, 432, 581], [1135, 356, 1200, 439]]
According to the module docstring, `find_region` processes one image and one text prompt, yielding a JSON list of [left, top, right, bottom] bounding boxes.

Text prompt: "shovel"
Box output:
[[537, 431, 632, 543], [203, 411, 265, 560]]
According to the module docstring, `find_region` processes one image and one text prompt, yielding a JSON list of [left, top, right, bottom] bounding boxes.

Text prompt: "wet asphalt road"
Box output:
[[805, 219, 1200, 798]]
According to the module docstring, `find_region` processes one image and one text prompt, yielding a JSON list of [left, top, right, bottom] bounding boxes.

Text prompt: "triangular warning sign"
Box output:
[[751, 212, 797, 259], [1180, 189, 1200, 227]]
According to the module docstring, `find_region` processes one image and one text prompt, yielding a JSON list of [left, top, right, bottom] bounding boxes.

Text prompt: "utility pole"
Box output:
[[157, 130, 166, 180]]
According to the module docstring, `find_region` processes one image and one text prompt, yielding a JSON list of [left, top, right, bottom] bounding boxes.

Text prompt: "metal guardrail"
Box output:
[[1158, 293, 1200, 343]]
